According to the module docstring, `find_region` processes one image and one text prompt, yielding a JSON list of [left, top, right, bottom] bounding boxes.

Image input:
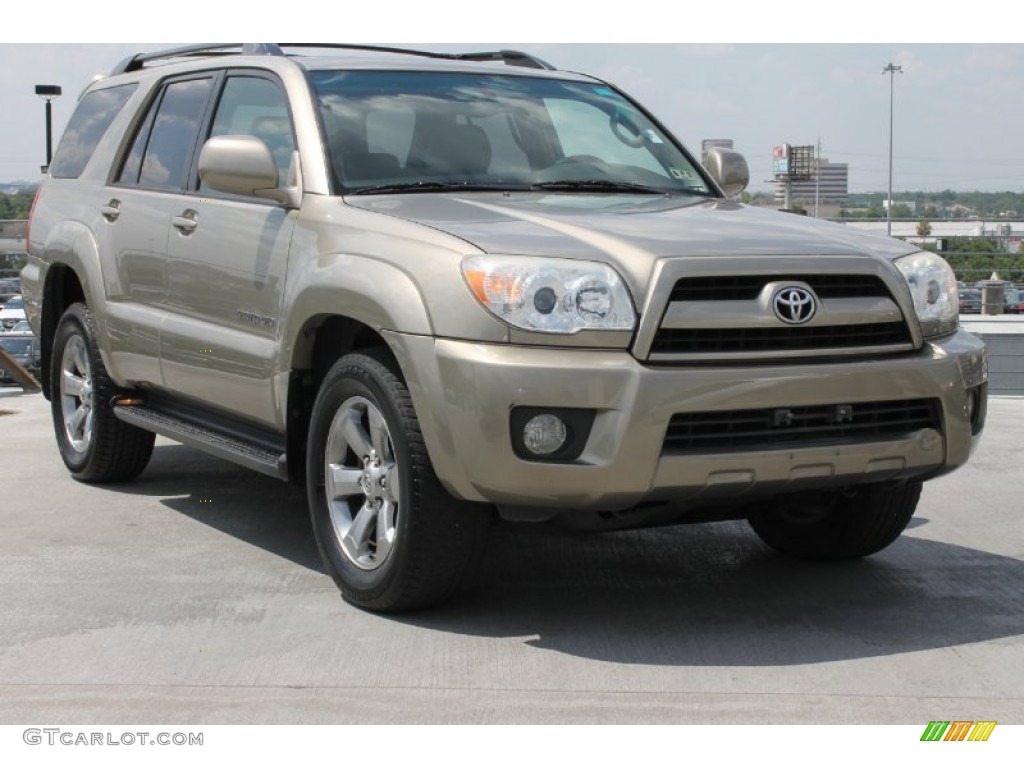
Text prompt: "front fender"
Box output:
[[281, 253, 434, 371]]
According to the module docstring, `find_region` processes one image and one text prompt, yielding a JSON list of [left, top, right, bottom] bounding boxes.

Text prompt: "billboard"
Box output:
[[788, 145, 816, 181], [772, 144, 790, 176], [773, 144, 816, 180]]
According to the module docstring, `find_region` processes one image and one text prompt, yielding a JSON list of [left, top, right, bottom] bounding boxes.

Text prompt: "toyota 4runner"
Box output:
[[23, 44, 988, 612]]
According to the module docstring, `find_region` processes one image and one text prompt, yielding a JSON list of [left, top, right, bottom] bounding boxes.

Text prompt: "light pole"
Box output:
[[34, 84, 63, 173], [882, 63, 902, 237]]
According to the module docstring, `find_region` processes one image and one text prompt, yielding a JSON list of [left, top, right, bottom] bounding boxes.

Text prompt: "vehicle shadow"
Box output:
[[406, 518, 1024, 666], [111, 444, 1023, 667], [110, 443, 323, 573]]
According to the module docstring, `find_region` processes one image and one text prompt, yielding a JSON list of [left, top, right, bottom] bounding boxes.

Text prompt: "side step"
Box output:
[[113, 402, 289, 480]]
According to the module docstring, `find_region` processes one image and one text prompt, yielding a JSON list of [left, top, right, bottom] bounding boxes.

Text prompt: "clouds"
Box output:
[[965, 46, 1015, 70], [2, 43, 1023, 192]]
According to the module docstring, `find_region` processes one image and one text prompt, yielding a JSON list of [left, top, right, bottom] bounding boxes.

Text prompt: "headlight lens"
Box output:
[[894, 251, 958, 338], [462, 256, 636, 333]]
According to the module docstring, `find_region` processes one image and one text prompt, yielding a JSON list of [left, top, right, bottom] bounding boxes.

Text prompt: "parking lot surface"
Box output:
[[1, 389, 1022, 724]]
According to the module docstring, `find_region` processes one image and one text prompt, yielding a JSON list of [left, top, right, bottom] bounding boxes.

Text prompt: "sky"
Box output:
[[3, 3, 1024, 194]]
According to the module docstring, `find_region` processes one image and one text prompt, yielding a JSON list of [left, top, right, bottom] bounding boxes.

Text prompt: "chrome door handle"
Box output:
[[172, 209, 199, 234], [101, 200, 121, 221]]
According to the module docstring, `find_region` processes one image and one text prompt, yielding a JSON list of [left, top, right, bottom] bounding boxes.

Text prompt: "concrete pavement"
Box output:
[[0, 388, 1022, 724]]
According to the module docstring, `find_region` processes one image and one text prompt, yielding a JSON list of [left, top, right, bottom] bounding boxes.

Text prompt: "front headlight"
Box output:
[[894, 251, 958, 338], [462, 255, 637, 334]]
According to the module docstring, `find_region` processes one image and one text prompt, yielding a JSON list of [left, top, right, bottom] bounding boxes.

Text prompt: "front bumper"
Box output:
[[389, 328, 987, 509]]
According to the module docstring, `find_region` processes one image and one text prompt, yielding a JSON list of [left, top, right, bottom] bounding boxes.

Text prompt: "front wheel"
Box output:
[[306, 349, 489, 612], [747, 482, 922, 560]]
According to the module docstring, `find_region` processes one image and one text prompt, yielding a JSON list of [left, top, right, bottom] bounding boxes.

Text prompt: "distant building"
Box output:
[[884, 200, 917, 213], [773, 158, 849, 206], [0, 220, 27, 238]]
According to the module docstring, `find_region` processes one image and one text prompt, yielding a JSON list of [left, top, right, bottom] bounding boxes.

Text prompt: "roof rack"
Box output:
[[110, 43, 556, 76]]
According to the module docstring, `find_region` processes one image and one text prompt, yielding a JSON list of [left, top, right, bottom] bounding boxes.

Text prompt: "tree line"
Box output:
[[0, 192, 35, 220], [841, 191, 1024, 219], [922, 237, 1024, 284], [742, 190, 1024, 219]]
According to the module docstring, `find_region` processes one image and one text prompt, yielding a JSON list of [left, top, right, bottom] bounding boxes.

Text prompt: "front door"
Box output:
[[160, 73, 298, 429]]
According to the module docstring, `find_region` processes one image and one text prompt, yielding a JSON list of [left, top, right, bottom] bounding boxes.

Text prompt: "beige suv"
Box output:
[[23, 44, 988, 612]]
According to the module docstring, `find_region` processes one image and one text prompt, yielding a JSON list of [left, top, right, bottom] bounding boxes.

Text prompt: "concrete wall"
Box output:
[[960, 317, 1024, 396], [0, 220, 27, 239]]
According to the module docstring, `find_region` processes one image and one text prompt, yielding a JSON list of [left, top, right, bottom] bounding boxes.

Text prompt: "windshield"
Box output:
[[3, 296, 23, 310], [310, 70, 712, 196]]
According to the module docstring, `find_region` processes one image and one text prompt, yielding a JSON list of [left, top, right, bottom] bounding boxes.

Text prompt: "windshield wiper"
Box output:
[[349, 181, 527, 195], [533, 180, 718, 197], [531, 179, 668, 194]]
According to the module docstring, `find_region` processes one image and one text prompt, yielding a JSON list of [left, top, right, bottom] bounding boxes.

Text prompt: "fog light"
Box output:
[[522, 414, 567, 455], [510, 406, 596, 463]]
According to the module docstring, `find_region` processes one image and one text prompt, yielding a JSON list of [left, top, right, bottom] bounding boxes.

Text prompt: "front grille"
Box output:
[[646, 270, 913, 359], [669, 274, 890, 302], [663, 398, 940, 454], [651, 322, 912, 355]]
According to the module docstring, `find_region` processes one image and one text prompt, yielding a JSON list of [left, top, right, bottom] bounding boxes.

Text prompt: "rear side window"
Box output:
[[49, 83, 137, 179], [118, 77, 214, 190]]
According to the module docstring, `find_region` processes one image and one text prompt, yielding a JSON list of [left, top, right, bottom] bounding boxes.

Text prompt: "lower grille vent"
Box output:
[[663, 398, 940, 454]]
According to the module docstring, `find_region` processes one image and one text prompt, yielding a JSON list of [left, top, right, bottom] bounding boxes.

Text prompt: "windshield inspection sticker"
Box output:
[[669, 168, 694, 180], [644, 129, 663, 144]]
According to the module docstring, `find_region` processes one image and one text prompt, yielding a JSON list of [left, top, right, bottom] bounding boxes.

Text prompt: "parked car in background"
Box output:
[[0, 294, 26, 330], [6, 319, 32, 334], [0, 332, 38, 386], [26, 335, 41, 380], [959, 288, 982, 314], [0, 277, 21, 294], [1005, 289, 1024, 315]]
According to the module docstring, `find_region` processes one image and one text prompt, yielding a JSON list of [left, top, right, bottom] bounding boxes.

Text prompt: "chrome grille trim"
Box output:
[[632, 257, 919, 363]]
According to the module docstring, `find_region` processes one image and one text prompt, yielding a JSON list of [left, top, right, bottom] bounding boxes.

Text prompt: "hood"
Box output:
[[344, 193, 918, 267]]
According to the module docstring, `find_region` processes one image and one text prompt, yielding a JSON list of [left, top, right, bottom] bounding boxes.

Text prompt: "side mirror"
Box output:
[[198, 135, 301, 208], [704, 147, 749, 198]]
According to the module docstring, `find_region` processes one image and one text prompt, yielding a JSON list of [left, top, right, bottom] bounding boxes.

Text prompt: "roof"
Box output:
[[110, 44, 558, 77]]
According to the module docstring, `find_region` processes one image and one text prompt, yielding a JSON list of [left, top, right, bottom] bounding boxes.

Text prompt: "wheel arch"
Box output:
[[35, 221, 107, 400], [279, 263, 435, 485], [39, 263, 88, 400], [284, 313, 399, 485]]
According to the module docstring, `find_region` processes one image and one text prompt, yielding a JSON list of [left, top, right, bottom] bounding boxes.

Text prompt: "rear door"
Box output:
[[104, 74, 216, 386]]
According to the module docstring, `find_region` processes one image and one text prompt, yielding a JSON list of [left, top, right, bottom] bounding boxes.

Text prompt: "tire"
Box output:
[[306, 349, 489, 612], [747, 481, 922, 561], [50, 302, 155, 482]]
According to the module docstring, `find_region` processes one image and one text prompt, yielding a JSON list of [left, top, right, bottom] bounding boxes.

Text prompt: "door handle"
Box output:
[[172, 209, 199, 234], [100, 199, 121, 222]]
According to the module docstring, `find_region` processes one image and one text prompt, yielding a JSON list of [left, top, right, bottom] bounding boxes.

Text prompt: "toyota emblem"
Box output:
[[772, 286, 817, 324]]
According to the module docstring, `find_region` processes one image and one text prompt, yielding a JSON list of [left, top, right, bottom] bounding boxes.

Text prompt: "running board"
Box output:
[[113, 402, 289, 480]]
